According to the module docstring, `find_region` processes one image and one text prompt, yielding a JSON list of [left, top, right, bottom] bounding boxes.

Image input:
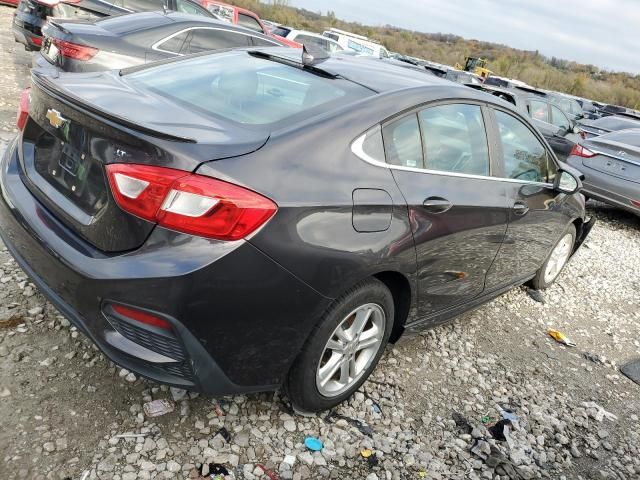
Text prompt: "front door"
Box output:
[[381, 102, 509, 316], [484, 108, 568, 289]]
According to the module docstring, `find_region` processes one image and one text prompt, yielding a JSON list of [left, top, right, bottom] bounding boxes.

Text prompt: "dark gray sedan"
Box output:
[[35, 11, 284, 72], [578, 115, 640, 139], [566, 129, 640, 215]]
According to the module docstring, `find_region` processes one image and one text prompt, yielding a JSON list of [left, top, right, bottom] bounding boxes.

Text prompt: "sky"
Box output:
[[288, 0, 640, 74]]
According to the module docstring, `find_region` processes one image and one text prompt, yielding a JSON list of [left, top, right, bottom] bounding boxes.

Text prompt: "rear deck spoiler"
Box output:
[[31, 70, 197, 144]]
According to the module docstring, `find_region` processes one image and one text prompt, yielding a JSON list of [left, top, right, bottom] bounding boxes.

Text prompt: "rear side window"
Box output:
[[382, 114, 423, 168], [529, 100, 549, 122], [187, 29, 250, 54], [270, 26, 291, 37], [418, 104, 490, 176], [238, 13, 263, 32], [156, 31, 190, 54], [293, 34, 326, 50], [494, 110, 552, 183], [550, 105, 570, 131], [347, 39, 374, 55], [127, 52, 371, 126]]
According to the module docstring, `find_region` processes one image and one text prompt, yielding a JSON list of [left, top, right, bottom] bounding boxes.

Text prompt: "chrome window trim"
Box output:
[[351, 129, 553, 188], [152, 26, 281, 54]]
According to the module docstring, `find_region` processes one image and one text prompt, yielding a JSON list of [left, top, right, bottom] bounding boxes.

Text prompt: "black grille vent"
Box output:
[[160, 362, 196, 382], [108, 316, 187, 362]]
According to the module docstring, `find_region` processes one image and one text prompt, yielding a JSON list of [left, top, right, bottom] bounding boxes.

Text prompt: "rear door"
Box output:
[[381, 102, 509, 315], [484, 107, 567, 288]]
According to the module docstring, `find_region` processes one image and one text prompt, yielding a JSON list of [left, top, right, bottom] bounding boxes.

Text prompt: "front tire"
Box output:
[[286, 279, 394, 413], [530, 224, 576, 290]]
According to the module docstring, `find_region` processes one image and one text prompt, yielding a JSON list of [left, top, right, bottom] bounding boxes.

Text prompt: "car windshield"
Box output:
[[126, 51, 371, 127]]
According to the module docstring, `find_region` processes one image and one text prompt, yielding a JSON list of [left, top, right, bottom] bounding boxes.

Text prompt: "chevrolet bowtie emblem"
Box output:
[[46, 109, 68, 129]]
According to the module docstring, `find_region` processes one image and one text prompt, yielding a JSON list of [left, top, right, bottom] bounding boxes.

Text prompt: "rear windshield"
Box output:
[[598, 129, 640, 147], [594, 116, 640, 130], [126, 51, 371, 127]]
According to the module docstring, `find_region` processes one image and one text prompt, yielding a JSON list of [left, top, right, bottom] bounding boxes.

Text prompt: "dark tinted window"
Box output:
[[484, 77, 509, 88], [418, 104, 489, 176], [382, 114, 423, 168], [271, 26, 291, 37], [187, 29, 250, 54], [127, 52, 371, 126], [495, 110, 551, 182], [550, 105, 570, 131], [157, 31, 190, 54], [238, 13, 263, 32]]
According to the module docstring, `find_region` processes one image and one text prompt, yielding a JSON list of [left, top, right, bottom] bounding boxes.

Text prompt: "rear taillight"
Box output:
[[570, 144, 596, 158], [31, 36, 43, 46], [16, 88, 30, 131], [111, 304, 172, 330], [631, 200, 640, 208], [51, 38, 98, 61], [106, 164, 277, 240]]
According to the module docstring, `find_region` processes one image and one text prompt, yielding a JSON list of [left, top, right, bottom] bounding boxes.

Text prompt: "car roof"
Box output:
[[249, 47, 474, 93]]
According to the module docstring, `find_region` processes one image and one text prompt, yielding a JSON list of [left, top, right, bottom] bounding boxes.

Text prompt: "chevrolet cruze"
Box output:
[[0, 48, 593, 411]]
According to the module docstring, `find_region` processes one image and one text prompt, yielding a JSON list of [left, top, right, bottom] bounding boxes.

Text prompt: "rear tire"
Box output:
[[530, 224, 576, 290], [285, 279, 394, 413]]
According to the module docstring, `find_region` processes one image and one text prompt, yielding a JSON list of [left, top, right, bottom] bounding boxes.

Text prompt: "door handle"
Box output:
[[423, 197, 453, 214], [512, 201, 529, 216]]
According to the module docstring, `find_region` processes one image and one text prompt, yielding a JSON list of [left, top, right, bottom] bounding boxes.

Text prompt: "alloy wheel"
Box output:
[[315, 303, 385, 397], [543, 233, 573, 284]]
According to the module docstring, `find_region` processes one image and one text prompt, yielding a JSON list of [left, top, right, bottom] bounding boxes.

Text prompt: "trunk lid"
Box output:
[[19, 71, 270, 252], [583, 137, 640, 183]]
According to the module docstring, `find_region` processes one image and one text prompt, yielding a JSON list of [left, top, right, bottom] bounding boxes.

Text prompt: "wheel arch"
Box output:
[[372, 270, 413, 343]]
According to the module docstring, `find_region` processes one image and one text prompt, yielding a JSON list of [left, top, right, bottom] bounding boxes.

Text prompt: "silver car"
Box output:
[[566, 129, 640, 215]]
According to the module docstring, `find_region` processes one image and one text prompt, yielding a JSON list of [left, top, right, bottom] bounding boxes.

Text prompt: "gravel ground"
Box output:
[[1, 6, 640, 480]]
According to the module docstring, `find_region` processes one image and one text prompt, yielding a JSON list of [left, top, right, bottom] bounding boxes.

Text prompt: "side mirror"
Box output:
[[554, 169, 581, 194]]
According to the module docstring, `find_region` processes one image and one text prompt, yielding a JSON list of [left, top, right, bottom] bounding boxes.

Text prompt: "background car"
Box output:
[[566, 129, 640, 215], [13, 0, 212, 51], [195, 0, 299, 47], [3, 48, 590, 412], [270, 28, 344, 53], [1, 0, 18, 6], [471, 84, 580, 160], [36, 11, 285, 72], [577, 115, 640, 139]]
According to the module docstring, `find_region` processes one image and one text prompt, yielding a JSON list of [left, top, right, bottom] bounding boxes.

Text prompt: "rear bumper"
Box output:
[[0, 138, 329, 394]]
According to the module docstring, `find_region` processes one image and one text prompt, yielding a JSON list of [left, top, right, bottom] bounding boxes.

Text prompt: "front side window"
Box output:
[[495, 110, 552, 183], [382, 114, 423, 168], [550, 105, 570, 131], [529, 100, 549, 122], [187, 29, 250, 54], [418, 104, 490, 176], [238, 13, 263, 32]]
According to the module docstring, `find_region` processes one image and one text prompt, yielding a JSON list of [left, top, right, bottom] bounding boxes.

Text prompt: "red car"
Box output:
[[0, 0, 19, 6], [199, 0, 299, 47]]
